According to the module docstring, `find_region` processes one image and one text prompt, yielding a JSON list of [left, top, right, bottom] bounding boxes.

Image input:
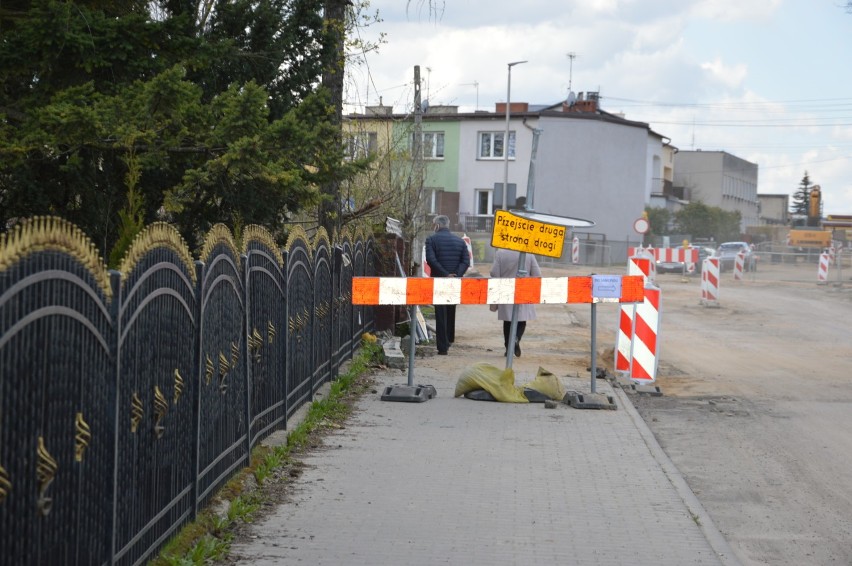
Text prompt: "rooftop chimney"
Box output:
[[495, 102, 529, 113]]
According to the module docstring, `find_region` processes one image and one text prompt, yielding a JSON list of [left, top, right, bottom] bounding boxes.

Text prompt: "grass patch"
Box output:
[[152, 336, 382, 566]]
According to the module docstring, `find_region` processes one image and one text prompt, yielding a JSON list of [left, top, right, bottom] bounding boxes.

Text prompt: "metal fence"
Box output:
[[0, 217, 376, 566]]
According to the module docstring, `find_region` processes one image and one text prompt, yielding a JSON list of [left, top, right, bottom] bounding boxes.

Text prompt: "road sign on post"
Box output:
[[491, 209, 567, 258]]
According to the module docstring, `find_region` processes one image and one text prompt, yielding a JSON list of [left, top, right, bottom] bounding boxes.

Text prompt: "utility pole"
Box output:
[[567, 52, 577, 91], [410, 65, 425, 275]]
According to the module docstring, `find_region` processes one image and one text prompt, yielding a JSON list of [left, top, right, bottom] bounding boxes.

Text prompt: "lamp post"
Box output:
[[502, 60, 527, 211]]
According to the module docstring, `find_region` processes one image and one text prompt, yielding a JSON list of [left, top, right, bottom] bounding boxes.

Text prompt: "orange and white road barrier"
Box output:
[[818, 253, 830, 284], [701, 257, 720, 307], [572, 236, 580, 264], [733, 252, 745, 280], [629, 247, 697, 264], [615, 257, 652, 374], [630, 284, 661, 383], [352, 275, 645, 306]]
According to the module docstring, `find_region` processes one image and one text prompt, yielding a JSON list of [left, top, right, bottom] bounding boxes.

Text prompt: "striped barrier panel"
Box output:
[[630, 284, 661, 383], [421, 245, 431, 276], [628, 247, 698, 263], [352, 275, 645, 306], [700, 257, 720, 306], [628, 248, 656, 283], [462, 234, 475, 269], [615, 257, 652, 374], [733, 252, 745, 280], [818, 253, 830, 284], [572, 236, 579, 264]]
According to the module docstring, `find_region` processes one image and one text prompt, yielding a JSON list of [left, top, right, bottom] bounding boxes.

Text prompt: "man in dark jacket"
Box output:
[[425, 215, 470, 355]]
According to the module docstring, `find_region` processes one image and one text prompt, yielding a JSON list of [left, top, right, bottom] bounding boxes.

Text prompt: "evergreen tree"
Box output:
[[0, 0, 360, 251], [790, 171, 812, 218]]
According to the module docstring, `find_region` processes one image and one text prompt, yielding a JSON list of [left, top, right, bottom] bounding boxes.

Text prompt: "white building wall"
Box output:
[[531, 117, 651, 242], [456, 116, 536, 219], [674, 151, 759, 232]]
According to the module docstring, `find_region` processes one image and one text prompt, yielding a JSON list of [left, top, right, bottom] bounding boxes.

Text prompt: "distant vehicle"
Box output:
[[656, 245, 714, 274], [716, 241, 756, 272]]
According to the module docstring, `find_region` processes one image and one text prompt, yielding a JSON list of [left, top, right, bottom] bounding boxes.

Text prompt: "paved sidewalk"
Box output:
[[229, 301, 740, 565]]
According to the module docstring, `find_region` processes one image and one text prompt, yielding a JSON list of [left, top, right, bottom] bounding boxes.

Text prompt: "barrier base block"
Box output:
[[631, 384, 663, 396], [381, 384, 437, 403], [563, 392, 617, 410]]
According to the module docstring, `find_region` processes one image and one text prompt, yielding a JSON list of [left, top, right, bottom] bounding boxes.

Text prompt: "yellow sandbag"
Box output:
[[521, 367, 566, 401], [454, 362, 529, 403]]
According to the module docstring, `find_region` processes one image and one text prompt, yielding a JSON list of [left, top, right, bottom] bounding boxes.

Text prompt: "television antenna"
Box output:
[[460, 81, 479, 111], [566, 52, 577, 90]]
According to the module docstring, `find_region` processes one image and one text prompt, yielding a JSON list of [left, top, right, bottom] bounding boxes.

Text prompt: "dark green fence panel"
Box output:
[[0, 221, 115, 566], [112, 225, 199, 565]]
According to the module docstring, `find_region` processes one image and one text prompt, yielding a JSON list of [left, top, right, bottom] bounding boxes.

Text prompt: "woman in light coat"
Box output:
[[489, 249, 541, 357]]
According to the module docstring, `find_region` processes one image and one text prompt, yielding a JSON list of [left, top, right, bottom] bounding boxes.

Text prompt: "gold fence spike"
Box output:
[[0, 464, 11, 505], [130, 392, 143, 433], [173, 369, 184, 405], [218, 351, 229, 394], [230, 341, 239, 367], [153, 386, 168, 439], [36, 437, 57, 516], [205, 355, 214, 385], [74, 412, 91, 462]]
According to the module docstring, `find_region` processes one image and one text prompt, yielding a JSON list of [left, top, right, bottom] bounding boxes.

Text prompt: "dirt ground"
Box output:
[[578, 264, 852, 566], [445, 260, 852, 565]]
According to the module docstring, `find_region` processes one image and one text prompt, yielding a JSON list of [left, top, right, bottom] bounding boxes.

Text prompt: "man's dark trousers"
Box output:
[[435, 304, 456, 353]]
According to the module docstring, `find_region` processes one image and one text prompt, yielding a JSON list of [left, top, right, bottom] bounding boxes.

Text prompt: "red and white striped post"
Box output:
[[421, 245, 431, 276], [630, 283, 661, 384], [615, 257, 651, 375], [733, 252, 745, 280], [701, 257, 720, 307], [462, 234, 475, 270], [818, 252, 830, 284], [572, 236, 580, 264]]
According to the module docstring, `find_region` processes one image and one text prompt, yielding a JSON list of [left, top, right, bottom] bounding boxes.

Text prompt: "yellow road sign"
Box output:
[[491, 210, 566, 258]]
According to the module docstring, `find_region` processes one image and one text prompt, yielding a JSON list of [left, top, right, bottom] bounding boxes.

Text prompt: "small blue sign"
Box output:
[[592, 275, 622, 299]]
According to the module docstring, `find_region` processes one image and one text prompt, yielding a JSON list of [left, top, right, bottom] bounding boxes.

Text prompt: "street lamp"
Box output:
[[502, 60, 527, 211]]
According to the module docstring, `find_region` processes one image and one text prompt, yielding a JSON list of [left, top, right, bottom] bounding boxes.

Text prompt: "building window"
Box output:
[[478, 131, 515, 159], [474, 189, 493, 215], [345, 132, 377, 160], [426, 188, 439, 215], [411, 131, 445, 159]]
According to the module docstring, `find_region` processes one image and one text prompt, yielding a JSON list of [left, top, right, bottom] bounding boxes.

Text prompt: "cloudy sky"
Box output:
[[344, 0, 852, 216]]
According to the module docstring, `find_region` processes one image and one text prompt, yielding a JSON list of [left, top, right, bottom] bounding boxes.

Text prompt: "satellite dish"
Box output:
[[567, 91, 576, 106], [421, 99, 429, 113]]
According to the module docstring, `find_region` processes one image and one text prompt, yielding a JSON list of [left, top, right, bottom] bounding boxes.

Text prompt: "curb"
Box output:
[[613, 386, 742, 566]]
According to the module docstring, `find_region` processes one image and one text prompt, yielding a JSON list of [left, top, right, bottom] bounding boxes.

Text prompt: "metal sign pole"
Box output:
[[590, 302, 597, 394], [506, 251, 528, 369]]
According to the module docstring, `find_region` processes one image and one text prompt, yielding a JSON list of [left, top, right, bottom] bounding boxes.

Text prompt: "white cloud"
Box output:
[[700, 57, 748, 89]]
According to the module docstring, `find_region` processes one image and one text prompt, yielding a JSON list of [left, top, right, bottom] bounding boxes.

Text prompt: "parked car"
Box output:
[[656, 245, 714, 274], [716, 241, 756, 272]]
